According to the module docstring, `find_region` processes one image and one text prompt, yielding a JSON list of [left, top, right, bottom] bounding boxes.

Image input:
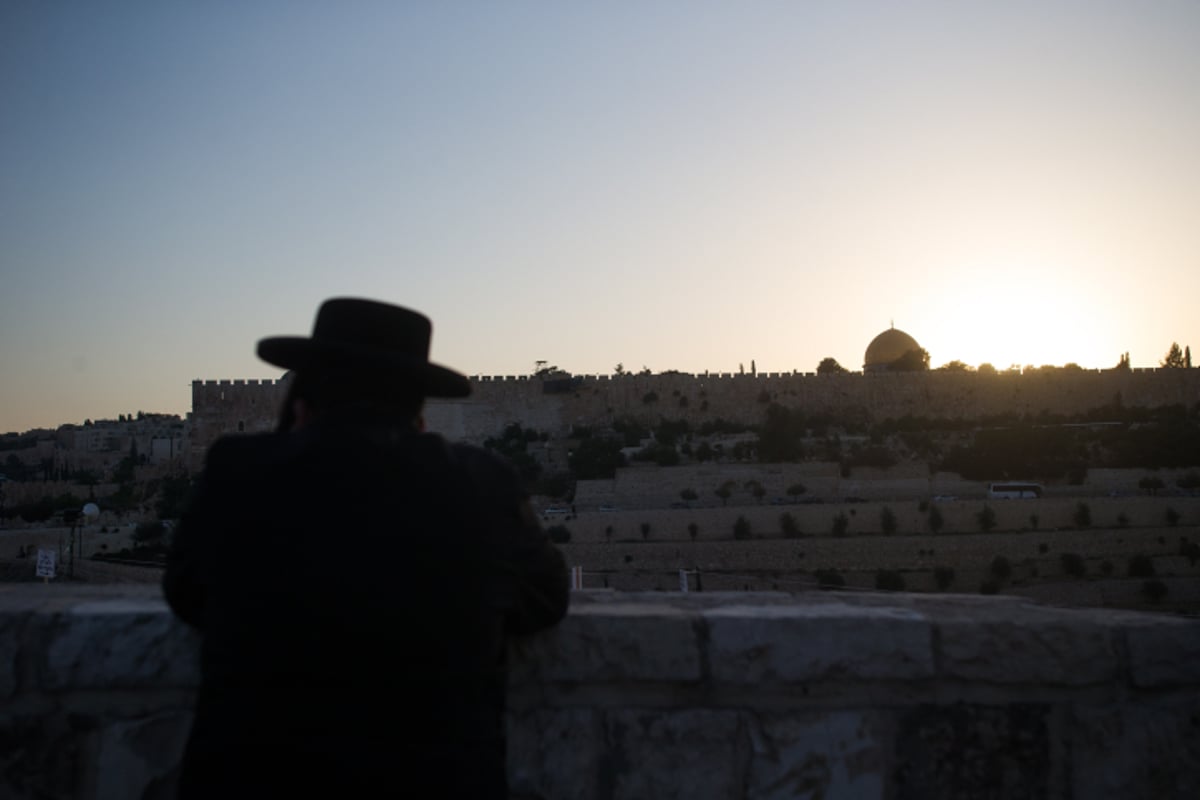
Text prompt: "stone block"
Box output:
[[603, 709, 742, 800], [41, 599, 200, 691], [508, 708, 602, 800], [1071, 696, 1200, 800], [894, 703, 1051, 800], [1123, 616, 1200, 687], [745, 711, 886, 800], [936, 610, 1118, 685], [514, 604, 702, 684], [92, 711, 191, 800], [704, 603, 934, 683], [0, 608, 26, 698], [0, 713, 91, 800]]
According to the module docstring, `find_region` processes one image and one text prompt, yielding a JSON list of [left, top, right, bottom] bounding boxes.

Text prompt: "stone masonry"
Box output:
[[2, 585, 1198, 799]]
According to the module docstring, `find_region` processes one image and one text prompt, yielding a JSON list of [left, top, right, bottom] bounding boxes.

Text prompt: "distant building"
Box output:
[[863, 326, 923, 373]]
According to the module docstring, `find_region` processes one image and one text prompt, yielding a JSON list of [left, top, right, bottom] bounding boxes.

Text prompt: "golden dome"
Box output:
[[864, 327, 921, 371]]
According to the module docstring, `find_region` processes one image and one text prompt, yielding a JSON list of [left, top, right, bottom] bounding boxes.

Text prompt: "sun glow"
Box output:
[[920, 262, 1114, 371]]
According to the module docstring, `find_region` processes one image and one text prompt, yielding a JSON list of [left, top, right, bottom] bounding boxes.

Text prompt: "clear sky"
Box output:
[[2, 1, 1198, 433]]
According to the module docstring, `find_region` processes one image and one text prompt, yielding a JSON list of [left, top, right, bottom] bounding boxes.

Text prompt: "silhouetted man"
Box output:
[[164, 298, 569, 798]]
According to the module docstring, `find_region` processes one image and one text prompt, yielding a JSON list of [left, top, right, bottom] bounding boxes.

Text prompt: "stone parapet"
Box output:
[[2, 586, 1198, 798]]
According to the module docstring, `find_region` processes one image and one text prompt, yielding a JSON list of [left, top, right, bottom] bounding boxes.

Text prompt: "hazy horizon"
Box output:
[[3, 2, 1198, 433]]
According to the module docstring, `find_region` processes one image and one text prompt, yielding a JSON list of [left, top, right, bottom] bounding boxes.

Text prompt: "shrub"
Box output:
[[547, 525, 571, 544], [1127, 554, 1156, 578], [880, 506, 898, 535], [1038, 543, 1049, 554], [1116, 512, 1130, 528], [779, 512, 800, 538], [1029, 513, 1039, 531], [133, 521, 166, 544], [979, 579, 1000, 595], [933, 566, 955, 591], [928, 505, 944, 534], [733, 516, 752, 540], [813, 568, 845, 589], [831, 512, 849, 537], [1099, 559, 1114, 576], [1073, 502, 1092, 529], [989, 555, 1012, 582], [874, 569, 905, 591], [1165, 507, 1180, 527], [976, 505, 997, 532], [640, 522, 651, 540], [604, 525, 613, 542], [1179, 540, 1200, 566], [1141, 579, 1168, 603], [687, 522, 699, 541], [1060, 552, 1086, 578]]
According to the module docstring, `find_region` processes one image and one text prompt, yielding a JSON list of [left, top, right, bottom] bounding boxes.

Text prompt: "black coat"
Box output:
[[163, 415, 569, 798]]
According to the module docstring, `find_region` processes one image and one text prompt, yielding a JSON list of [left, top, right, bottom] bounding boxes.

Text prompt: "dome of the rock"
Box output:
[[864, 327, 921, 372]]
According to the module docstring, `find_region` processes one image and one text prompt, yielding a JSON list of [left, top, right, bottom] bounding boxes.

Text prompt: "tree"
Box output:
[[880, 506, 898, 535], [1187, 346, 1193, 368], [780, 512, 800, 538], [933, 566, 955, 591], [640, 522, 651, 540], [937, 360, 971, 372], [680, 488, 698, 506], [547, 525, 571, 544], [744, 480, 766, 504], [714, 480, 735, 507], [1161, 342, 1186, 368], [989, 555, 1012, 582], [786, 483, 807, 502], [977, 363, 997, 375], [928, 504, 944, 534], [889, 348, 930, 372], [687, 522, 699, 542], [568, 437, 625, 480], [613, 363, 626, 376], [1141, 579, 1168, 603], [874, 569, 905, 591], [1127, 554, 1155, 578], [976, 505, 997, 532], [733, 516, 752, 540], [1073, 502, 1092, 529], [1060, 552, 1086, 578], [816, 357, 848, 375], [813, 568, 845, 589], [831, 512, 849, 537], [1114, 352, 1131, 371]]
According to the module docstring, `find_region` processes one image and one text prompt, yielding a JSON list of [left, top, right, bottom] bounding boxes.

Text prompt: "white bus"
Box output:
[[988, 482, 1044, 499]]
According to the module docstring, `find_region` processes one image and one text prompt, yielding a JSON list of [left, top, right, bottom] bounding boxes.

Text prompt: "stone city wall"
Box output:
[[193, 369, 1200, 454], [2, 586, 1198, 799]]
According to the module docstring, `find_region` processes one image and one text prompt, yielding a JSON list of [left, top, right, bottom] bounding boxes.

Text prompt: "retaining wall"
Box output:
[[2, 586, 1198, 799]]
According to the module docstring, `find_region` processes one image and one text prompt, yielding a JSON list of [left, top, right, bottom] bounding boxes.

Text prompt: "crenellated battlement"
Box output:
[[189, 367, 1200, 452]]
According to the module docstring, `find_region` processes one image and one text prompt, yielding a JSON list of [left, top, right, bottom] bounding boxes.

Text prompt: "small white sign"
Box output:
[[36, 549, 56, 579]]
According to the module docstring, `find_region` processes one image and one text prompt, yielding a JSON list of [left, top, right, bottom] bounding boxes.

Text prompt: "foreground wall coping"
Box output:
[[2, 585, 1198, 799]]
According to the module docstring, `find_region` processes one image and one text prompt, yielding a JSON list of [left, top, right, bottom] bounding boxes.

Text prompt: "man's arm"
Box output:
[[454, 444, 570, 635]]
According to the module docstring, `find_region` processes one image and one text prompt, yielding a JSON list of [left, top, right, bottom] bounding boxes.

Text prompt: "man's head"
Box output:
[[256, 298, 470, 429]]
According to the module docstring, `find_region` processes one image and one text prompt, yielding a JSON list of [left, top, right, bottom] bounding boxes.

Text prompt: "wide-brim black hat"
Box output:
[[256, 298, 471, 398]]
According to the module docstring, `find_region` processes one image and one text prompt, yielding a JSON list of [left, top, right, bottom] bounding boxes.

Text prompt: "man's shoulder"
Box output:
[[443, 440, 524, 496], [204, 432, 295, 473]]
